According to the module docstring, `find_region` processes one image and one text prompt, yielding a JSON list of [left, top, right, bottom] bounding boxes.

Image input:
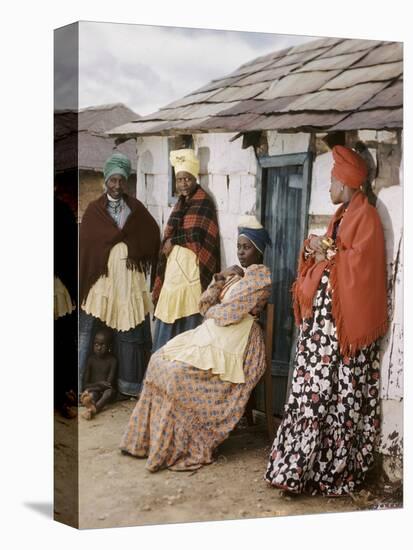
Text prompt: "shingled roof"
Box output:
[[109, 37, 402, 138]]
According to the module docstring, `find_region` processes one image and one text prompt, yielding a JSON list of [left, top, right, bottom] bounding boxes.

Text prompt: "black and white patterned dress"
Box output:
[[265, 270, 380, 496]]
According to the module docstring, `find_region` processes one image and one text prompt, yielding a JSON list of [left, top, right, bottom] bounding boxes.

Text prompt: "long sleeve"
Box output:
[[198, 276, 224, 316], [204, 266, 271, 327]]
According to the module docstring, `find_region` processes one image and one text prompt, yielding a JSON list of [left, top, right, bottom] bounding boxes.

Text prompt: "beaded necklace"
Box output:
[[107, 195, 124, 226]]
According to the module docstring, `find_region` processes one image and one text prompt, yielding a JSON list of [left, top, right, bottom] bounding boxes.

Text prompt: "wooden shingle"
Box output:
[[226, 59, 279, 78], [178, 102, 241, 119], [321, 62, 402, 90], [294, 51, 368, 72], [190, 76, 245, 94], [352, 42, 403, 67], [239, 111, 348, 131], [218, 96, 300, 116], [285, 81, 390, 111], [329, 108, 403, 130], [360, 79, 402, 110], [200, 113, 262, 131], [207, 82, 269, 102], [321, 39, 383, 57], [266, 47, 331, 69], [258, 70, 341, 100], [233, 64, 301, 86], [162, 90, 222, 109]]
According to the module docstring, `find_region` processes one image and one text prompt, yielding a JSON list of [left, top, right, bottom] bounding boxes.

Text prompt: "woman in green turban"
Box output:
[[79, 153, 160, 403]]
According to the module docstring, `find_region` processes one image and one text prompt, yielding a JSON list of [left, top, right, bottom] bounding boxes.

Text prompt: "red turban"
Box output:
[[332, 145, 368, 189]]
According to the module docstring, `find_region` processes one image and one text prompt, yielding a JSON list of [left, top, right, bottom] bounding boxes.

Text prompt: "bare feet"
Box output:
[[82, 409, 94, 420], [80, 391, 92, 406], [80, 391, 97, 419]]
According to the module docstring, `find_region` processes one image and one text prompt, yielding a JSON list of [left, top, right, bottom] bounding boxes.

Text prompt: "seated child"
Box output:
[[80, 329, 117, 420]]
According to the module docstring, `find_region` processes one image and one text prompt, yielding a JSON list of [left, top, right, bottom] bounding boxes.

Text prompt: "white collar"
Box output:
[[106, 193, 121, 203]]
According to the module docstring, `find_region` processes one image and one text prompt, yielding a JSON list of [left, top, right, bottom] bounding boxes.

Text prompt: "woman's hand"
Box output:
[[163, 238, 173, 257], [217, 265, 244, 280]]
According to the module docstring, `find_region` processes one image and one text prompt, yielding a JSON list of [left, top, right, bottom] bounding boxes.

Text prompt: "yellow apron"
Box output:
[[82, 242, 152, 332], [160, 279, 254, 383], [154, 245, 202, 323]]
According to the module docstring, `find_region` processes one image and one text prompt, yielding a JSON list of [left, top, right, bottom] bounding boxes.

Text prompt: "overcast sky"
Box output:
[[55, 22, 316, 115]]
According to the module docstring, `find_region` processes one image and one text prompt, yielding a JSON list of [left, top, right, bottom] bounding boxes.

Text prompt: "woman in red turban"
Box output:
[[265, 145, 388, 496]]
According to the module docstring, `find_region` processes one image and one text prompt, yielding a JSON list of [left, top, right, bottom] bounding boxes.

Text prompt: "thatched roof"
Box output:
[[108, 37, 402, 138], [54, 103, 139, 172]]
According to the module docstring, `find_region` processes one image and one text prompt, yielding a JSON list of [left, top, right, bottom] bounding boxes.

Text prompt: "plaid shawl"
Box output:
[[80, 194, 160, 304], [152, 184, 220, 306]]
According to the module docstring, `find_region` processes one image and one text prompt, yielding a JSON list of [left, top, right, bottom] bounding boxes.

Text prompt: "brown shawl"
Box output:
[[79, 194, 160, 304], [292, 191, 388, 356], [152, 185, 220, 307]]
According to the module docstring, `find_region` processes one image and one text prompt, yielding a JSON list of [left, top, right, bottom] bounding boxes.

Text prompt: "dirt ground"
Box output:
[[54, 400, 402, 530]]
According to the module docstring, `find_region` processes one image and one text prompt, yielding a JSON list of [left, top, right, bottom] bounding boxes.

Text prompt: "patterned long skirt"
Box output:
[[265, 272, 381, 496], [120, 322, 266, 472]]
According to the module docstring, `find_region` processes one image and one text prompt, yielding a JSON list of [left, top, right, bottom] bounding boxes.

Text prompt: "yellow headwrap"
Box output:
[[170, 149, 200, 179]]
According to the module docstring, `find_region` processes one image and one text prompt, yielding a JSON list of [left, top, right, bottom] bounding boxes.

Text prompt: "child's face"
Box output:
[[93, 334, 108, 357]]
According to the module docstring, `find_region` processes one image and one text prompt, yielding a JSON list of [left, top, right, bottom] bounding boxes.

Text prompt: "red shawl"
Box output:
[[152, 185, 220, 306], [292, 191, 388, 356], [79, 194, 160, 304]]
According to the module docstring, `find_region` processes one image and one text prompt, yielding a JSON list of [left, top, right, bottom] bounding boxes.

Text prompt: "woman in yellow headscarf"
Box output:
[[152, 148, 220, 351]]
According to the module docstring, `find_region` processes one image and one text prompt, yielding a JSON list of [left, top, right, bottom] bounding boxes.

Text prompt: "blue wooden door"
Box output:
[[256, 153, 312, 416]]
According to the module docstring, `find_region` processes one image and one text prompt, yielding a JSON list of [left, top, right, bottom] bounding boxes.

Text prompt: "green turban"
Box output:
[[103, 153, 131, 183]]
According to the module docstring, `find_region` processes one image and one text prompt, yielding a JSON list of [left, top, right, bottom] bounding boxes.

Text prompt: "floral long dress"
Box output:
[[265, 271, 381, 496], [120, 264, 271, 472]]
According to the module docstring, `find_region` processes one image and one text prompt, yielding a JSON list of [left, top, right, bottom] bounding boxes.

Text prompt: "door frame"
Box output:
[[256, 152, 312, 239], [255, 151, 313, 410]]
